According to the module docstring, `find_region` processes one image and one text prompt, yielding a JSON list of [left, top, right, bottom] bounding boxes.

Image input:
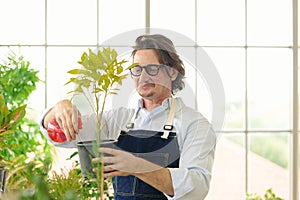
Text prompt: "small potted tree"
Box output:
[[65, 47, 136, 199]]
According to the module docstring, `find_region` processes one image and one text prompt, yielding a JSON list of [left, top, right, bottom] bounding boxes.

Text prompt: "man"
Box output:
[[40, 34, 216, 199]]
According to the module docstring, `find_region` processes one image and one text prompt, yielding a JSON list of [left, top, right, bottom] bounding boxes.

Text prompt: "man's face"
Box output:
[[133, 49, 177, 101]]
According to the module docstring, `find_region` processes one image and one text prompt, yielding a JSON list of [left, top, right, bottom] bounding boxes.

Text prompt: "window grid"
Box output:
[[0, 0, 298, 199], [292, 1, 299, 200], [194, 0, 297, 199]]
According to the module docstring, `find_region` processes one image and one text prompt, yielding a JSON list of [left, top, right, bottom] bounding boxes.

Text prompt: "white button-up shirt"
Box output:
[[39, 97, 216, 200]]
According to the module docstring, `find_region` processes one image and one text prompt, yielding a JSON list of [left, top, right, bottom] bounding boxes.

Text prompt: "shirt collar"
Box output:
[[137, 97, 181, 111]]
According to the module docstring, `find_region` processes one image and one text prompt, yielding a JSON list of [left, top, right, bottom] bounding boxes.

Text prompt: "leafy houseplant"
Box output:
[[0, 93, 26, 193], [0, 93, 26, 150], [19, 153, 107, 200], [65, 47, 136, 199], [0, 50, 53, 190], [0, 93, 26, 158]]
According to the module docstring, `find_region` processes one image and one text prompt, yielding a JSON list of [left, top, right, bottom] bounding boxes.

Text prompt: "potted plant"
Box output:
[[65, 47, 136, 199]]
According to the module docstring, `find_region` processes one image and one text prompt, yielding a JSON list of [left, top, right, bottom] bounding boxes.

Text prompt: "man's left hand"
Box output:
[[92, 147, 162, 178]]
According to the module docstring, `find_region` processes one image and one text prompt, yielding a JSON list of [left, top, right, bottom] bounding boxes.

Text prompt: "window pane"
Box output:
[[248, 0, 292, 46], [176, 47, 197, 109], [48, 0, 97, 45], [18, 47, 46, 119], [197, 0, 245, 46], [194, 47, 227, 131], [99, 0, 145, 44], [0, 0, 45, 44], [0, 46, 45, 119], [46, 47, 90, 106], [204, 48, 245, 131], [206, 134, 246, 199], [248, 48, 292, 130], [248, 133, 289, 200], [151, 0, 195, 42], [74, 46, 134, 115]]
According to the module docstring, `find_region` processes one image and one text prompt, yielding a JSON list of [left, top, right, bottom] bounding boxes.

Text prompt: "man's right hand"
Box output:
[[43, 99, 81, 141]]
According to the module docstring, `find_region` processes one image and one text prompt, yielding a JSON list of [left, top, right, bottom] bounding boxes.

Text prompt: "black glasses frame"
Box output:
[[130, 64, 167, 77]]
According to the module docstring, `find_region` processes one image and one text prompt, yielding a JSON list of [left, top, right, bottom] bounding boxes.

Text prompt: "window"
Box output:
[[0, 0, 298, 199]]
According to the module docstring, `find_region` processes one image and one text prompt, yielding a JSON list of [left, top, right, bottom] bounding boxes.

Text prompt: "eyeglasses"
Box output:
[[130, 64, 167, 77]]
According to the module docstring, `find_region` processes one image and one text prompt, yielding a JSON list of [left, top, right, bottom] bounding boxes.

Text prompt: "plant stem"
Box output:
[[94, 83, 99, 119], [101, 160, 105, 200], [98, 90, 108, 142], [82, 87, 97, 114]]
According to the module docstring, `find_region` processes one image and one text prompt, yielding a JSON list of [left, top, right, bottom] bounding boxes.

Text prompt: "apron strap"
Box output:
[[161, 98, 176, 139], [125, 107, 140, 130], [125, 98, 176, 139]]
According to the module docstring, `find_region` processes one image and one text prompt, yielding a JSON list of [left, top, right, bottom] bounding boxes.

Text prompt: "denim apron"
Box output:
[[113, 98, 180, 200]]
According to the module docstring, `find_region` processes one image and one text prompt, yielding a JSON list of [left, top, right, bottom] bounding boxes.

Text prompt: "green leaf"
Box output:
[[111, 49, 117, 60], [109, 92, 117, 95], [101, 47, 113, 67], [126, 62, 138, 70], [0, 94, 9, 117], [0, 129, 16, 136], [78, 52, 89, 69], [94, 88, 104, 93], [67, 69, 88, 75], [8, 104, 26, 123], [116, 66, 123, 74], [89, 51, 101, 70]]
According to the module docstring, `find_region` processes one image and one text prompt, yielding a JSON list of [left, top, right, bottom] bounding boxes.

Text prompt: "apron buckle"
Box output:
[[163, 125, 173, 131], [126, 123, 134, 129], [161, 125, 173, 139]]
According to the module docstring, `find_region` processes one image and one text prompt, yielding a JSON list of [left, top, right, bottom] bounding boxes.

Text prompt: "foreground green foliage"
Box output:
[[1, 47, 128, 199], [0, 50, 39, 108], [0, 93, 26, 161], [0, 49, 53, 189], [13, 154, 113, 200], [246, 188, 284, 200]]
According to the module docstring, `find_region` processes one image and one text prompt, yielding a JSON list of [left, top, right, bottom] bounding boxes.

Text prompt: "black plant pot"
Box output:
[[76, 140, 118, 178], [0, 166, 9, 193]]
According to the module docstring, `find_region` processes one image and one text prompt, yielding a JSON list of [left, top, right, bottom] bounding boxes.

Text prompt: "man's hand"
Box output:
[[93, 147, 163, 178], [92, 147, 174, 196], [44, 99, 81, 141]]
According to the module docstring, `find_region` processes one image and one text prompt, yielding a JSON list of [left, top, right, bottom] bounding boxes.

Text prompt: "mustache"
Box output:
[[138, 81, 155, 86]]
